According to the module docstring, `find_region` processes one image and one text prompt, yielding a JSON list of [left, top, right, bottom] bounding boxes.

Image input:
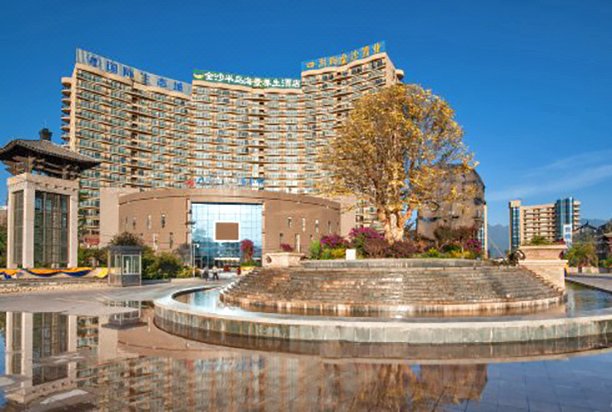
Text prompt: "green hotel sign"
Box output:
[[193, 70, 301, 89]]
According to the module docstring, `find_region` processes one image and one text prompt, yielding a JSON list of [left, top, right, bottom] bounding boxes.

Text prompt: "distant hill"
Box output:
[[487, 224, 509, 258]]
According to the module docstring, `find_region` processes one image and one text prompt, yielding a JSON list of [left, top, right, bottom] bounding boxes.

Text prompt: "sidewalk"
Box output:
[[566, 273, 612, 293]]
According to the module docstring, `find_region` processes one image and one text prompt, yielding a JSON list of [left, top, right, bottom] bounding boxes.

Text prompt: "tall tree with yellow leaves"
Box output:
[[319, 84, 474, 243]]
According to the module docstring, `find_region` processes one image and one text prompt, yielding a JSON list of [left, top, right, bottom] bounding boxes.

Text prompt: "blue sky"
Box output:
[[1, 0, 611, 224]]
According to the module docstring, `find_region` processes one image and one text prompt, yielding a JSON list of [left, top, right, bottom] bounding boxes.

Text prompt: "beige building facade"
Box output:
[[416, 168, 487, 251], [61, 42, 403, 244], [509, 198, 580, 251], [101, 188, 341, 266]]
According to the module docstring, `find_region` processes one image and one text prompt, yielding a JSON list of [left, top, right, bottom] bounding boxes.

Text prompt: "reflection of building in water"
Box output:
[[2, 310, 487, 410], [3, 311, 117, 406]]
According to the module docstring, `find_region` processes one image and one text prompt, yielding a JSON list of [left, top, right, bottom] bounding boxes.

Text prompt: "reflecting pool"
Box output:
[[0, 304, 611, 411]]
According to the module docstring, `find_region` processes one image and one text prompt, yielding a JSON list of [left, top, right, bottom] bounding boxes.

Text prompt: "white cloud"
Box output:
[[488, 154, 612, 202]]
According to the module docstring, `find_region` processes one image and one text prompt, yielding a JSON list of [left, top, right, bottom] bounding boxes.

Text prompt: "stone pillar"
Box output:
[[22, 184, 36, 268], [22, 313, 33, 387], [69, 191, 79, 268], [7, 191, 15, 268], [519, 245, 567, 291], [5, 312, 14, 373]]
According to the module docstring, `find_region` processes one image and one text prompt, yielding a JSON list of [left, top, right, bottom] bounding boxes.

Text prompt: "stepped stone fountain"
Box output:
[[221, 259, 564, 317], [154, 247, 612, 349]]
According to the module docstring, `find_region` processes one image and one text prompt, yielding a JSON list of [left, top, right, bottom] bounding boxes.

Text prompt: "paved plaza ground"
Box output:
[[0, 278, 230, 316], [0, 274, 611, 410], [567, 274, 612, 293]]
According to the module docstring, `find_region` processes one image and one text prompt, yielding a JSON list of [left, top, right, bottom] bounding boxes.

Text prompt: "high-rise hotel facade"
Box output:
[[61, 42, 404, 244], [508, 197, 580, 251]]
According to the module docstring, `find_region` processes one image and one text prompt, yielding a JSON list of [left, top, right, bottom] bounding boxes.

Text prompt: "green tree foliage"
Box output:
[[319, 84, 474, 243], [308, 240, 322, 259], [145, 252, 184, 279], [566, 242, 598, 268], [527, 235, 552, 246], [78, 246, 107, 267], [109, 232, 145, 247]]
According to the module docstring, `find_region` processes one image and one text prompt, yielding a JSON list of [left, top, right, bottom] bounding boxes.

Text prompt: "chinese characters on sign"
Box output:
[[193, 70, 301, 89], [301, 41, 386, 71], [186, 176, 265, 188], [76, 49, 192, 95]]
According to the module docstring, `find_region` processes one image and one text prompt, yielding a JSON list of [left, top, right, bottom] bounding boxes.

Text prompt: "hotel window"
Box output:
[[279, 232, 284, 245], [315, 219, 319, 233], [301, 218, 306, 232], [328, 221, 332, 233], [287, 217, 292, 228], [132, 217, 136, 230], [161, 214, 166, 228], [169, 232, 174, 249], [146, 215, 152, 230]]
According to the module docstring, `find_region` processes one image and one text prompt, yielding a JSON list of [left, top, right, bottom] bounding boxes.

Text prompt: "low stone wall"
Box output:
[[0, 279, 108, 295], [154, 289, 612, 347], [302, 258, 489, 269], [263, 252, 304, 268]]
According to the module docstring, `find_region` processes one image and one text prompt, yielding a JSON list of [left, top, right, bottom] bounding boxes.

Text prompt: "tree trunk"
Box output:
[[379, 210, 407, 244]]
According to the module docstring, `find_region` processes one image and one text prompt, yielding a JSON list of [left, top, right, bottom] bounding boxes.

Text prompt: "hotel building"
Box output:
[[61, 42, 404, 245], [416, 167, 487, 251], [508, 197, 580, 251]]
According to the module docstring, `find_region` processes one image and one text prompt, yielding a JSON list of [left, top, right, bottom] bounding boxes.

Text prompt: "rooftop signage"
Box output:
[[193, 70, 301, 89], [76, 49, 192, 95], [301, 41, 386, 72]]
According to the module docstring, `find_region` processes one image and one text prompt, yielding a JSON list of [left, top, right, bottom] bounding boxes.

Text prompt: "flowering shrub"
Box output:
[[240, 239, 254, 262], [363, 238, 388, 258], [387, 240, 421, 258], [465, 238, 482, 256], [349, 227, 384, 256], [320, 234, 348, 249], [280, 243, 294, 252]]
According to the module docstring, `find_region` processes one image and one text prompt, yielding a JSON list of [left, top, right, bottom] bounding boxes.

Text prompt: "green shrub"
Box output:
[[566, 242, 598, 267], [78, 246, 108, 267], [176, 266, 194, 278], [422, 248, 442, 258], [241, 260, 259, 267], [330, 248, 346, 259], [309, 240, 322, 259], [527, 235, 552, 246], [144, 251, 184, 279], [321, 248, 333, 260]]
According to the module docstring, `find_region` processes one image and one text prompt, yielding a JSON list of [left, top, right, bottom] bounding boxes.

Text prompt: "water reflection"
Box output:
[[0, 309, 610, 411], [179, 282, 612, 320]]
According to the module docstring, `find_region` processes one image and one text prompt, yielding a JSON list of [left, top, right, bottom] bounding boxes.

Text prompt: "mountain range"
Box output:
[[487, 218, 610, 258]]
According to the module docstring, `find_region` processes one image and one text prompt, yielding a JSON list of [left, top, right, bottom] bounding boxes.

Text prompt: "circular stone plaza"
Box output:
[[154, 258, 612, 352]]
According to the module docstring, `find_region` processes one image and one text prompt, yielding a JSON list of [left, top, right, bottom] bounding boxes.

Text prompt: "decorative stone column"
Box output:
[[518, 245, 567, 291]]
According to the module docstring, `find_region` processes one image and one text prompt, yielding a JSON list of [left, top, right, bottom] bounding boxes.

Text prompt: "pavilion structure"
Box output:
[[0, 128, 99, 268]]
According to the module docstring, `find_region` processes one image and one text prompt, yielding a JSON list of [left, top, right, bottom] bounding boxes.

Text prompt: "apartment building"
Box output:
[[62, 42, 403, 244], [508, 197, 580, 251]]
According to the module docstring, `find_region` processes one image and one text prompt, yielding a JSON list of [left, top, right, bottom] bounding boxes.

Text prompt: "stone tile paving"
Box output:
[[567, 275, 612, 294], [0, 278, 229, 315]]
